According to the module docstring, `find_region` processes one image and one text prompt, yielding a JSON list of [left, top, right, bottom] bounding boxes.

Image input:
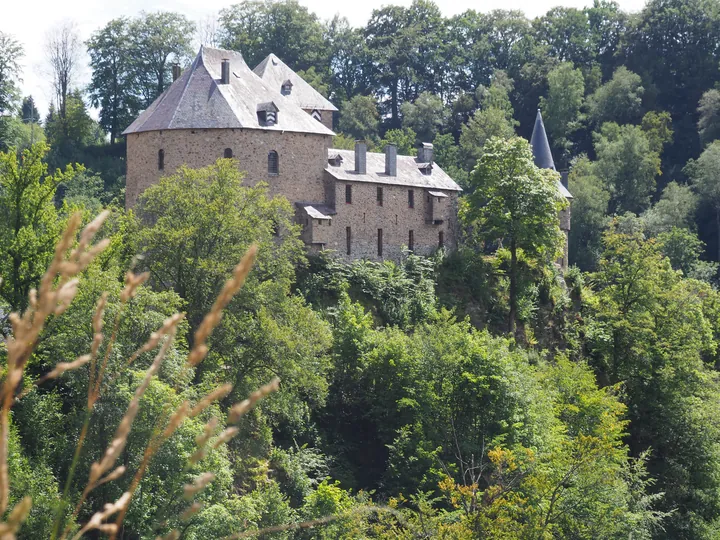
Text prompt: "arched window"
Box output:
[[268, 150, 279, 174], [224, 148, 233, 158], [158, 149, 164, 170]]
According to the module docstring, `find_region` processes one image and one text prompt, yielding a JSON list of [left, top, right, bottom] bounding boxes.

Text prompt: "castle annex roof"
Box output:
[[123, 47, 334, 136], [326, 148, 462, 192], [530, 109, 573, 200], [254, 53, 338, 112]]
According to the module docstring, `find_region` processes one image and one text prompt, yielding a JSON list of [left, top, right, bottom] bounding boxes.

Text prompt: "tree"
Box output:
[[539, 62, 585, 163], [686, 141, 720, 260], [19, 97, 40, 125], [0, 143, 68, 312], [0, 31, 23, 115], [586, 227, 720, 538], [45, 91, 104, 168], [586, 66, 644, 126], [86, 18, 140, 143], [642, 181, 697, 237], [44, 21, 81, 119], [337, 95, 380, 141], [129, 12, 196, 105], [641, 110, 673, 154], [377, 128, 416, 156], [400, 92, 447, 144], [698, 89, 720, 147], [219, 0, 327, 73], [462, 137, 567, 333], [594, 122, 660, 214], [567, 156, 610, 271], [459, 108, 517, 170]]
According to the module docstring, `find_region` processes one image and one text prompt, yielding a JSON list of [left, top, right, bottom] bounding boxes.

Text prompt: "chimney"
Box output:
[[221, 59, 230, 84], [354, 141, 367, 174], [172, 64, 181, 82], [418, 142, 433, 164], [385, 144, 397, 176]]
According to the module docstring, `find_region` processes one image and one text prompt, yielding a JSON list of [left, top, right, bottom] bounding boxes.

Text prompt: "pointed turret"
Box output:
[[530, 109, 556, 171]]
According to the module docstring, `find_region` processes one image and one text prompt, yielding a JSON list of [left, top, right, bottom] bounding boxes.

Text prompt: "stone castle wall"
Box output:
[[125, 128, 332, 208], [316, 176, 459, 260]]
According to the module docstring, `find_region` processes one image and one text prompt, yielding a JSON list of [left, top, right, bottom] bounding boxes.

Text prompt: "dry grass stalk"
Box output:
[[180, 502, 203, 521], [183, 472, 215, 500], [188, 383, 233, 418], [0, 496, 32, 538], [190, 417, 220, 465], [70, 492, 130, 540], [187, 246, 257, 367], [228, 378, 281, 423], [0, 211, 109, 516], [156, 531, 180, 540]]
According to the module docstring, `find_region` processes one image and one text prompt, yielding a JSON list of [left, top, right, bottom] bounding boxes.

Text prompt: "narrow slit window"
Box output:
[[345, 184, 352, 204], [439, 231, 445, 248], [346, 227, 352, 255], [268, 150, 279, 174], [224, 148, 233, 158], [378, 228, 383, 257], [409, 230, 414, 251], [408, 189, 414, 208], [158, 149, 164, 170], [377, 186, 383, 206]]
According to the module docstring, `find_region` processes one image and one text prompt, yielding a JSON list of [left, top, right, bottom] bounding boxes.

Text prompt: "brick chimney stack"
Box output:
[[221, 59, 230, 84], [172, 64, 181, 82], [385, 144, 397, 176], [355, 141, 367, 174], [418, 142, 433, 164]]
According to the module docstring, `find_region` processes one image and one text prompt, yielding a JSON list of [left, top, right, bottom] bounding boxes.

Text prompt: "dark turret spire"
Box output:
[[530, 109, 555, 171]]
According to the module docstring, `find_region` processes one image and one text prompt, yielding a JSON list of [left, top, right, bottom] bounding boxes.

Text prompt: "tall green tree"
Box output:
[[0, 31, 23, 115], [86, 18, 140, 143], [400, 92, 447, 144], [129, 12, 195, 105], [686, 140, 720, 260], [698, 89, 720, 147], [586, 66, 644, 126], [220, 0, 327, 73], [0, 143, 69, 312], [594, 122, 660, 214], [337, 95, 380, 141], [539, 62, 585, 163], [462, 137, 567, 333]]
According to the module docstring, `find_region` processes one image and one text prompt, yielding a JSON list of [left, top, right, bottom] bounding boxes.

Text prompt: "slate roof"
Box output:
[[254, 53, 338, 112], [530, 109, 573, 199], [300, 204, 335, 219], [123, 47, 334, 136], [326, 149, 462, 192]]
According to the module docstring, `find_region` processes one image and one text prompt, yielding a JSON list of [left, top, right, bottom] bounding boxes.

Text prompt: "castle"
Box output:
[[123, 46, 461, 261], [123, 46, 570, 263]]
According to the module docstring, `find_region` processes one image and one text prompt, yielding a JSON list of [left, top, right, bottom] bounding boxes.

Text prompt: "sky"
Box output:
[[1, 0, 647, 119]]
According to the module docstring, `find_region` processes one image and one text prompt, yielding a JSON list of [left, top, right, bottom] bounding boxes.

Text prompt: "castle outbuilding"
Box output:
[[123, 46, 461, 261]]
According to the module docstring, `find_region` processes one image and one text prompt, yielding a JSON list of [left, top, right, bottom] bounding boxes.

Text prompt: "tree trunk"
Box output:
[[509, 237, 517, 336]]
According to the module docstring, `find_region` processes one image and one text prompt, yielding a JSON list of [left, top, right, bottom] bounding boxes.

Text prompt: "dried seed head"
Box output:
[[228, 378, 280, 424], [189, 384, 233, 418], [183, 472, 215, 500]]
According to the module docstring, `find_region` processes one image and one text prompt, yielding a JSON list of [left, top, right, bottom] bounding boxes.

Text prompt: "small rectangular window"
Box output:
[[346, 227, 352, 255], [408, 189, 414, 208], [345, 184, 352, 204], [409, 230, 414, 251], [378, 228, 383, 257], [439, 231, 444, 248], [377, 186, 383, 206], [158, 149, 165, 170]]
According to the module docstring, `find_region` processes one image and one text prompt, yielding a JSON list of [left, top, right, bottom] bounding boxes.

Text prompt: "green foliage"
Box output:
[[539, 62, 585, 162], [568, 155, 610, 271], [642, 181, 698, 237], [377, 128, 416, 156], [642, 110, 674, 154], [587, 66, 644, 126], [337, 95, 380, 141], [698, 89, 720, 147], [400, 92, 448, 143], [0, 31, 23, 115], [0, 143, 68, 311], [594, 122, 661, 214]]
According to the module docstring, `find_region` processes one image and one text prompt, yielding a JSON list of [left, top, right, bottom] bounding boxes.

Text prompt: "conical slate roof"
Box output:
[[530, 109, 573, 199], [530, 109, 556, 171], [254, 54, 338, 112], [123, 47, 334, 136]]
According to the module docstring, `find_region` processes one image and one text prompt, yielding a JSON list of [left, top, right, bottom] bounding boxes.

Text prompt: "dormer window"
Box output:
[[418, 163, 433, 176], [257, 102, 279, 126], [281, 79, 293, 95], [328, 154, 343, 167], [311, 109, 322, 122]]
